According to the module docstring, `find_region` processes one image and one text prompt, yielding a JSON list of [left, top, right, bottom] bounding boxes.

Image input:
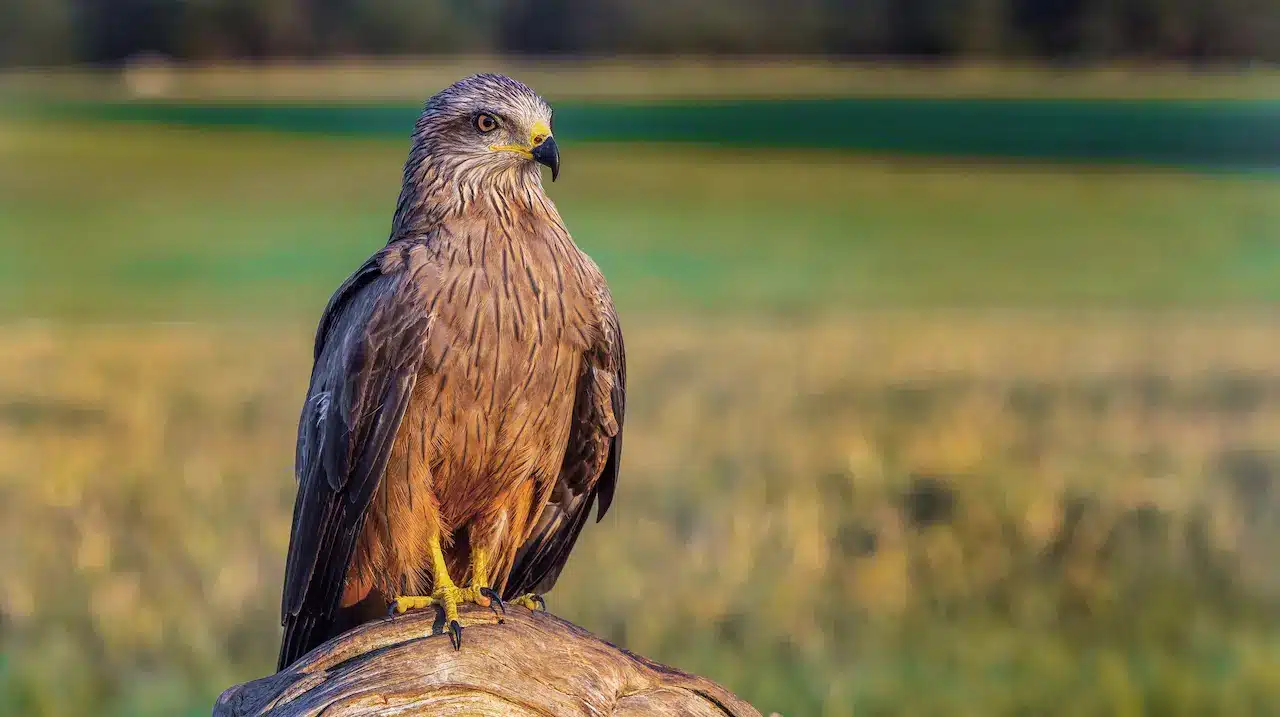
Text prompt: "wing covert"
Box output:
[[277, 246, 434, 670]]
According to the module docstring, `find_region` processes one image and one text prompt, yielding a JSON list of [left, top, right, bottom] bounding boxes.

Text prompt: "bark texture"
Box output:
[[216, 604, 762, 717]]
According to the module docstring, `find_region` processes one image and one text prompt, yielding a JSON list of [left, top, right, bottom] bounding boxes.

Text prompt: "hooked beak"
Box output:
[[531, 135, 560, 181]]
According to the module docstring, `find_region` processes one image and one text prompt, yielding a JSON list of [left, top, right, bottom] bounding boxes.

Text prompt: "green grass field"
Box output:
[[3, 104, 1280, 717], [4, 120, 1280, 320]]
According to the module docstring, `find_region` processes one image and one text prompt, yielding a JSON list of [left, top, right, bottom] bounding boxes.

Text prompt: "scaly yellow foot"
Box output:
[[510, 593, 547, 611], [390, 584, 497, 649], [388, 543, 504, 649]]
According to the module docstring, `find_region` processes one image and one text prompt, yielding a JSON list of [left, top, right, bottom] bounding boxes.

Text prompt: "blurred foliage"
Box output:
[[2, 318, 1280, 716], [3, 0, 1280, 66]]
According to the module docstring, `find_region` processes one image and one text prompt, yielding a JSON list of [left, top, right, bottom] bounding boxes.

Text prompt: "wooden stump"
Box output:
[[214, 603, 762, 716]]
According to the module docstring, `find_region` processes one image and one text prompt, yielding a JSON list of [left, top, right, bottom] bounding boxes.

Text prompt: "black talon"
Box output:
[[448, 619, 463, 650], [533, 594, 546, 611], [479, 587, 506, 623]]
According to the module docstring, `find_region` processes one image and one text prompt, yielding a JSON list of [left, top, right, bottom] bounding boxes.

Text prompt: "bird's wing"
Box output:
[[504, 299, 625, 599], [278, 245, 434, 671]]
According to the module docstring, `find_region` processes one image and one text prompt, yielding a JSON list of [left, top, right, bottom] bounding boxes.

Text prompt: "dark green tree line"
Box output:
[[1, 0, 1277, 66]]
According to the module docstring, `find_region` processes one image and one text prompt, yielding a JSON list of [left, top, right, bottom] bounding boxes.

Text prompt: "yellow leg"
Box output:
[[470, 548, 492, 604], [389, 538, 503, 649]]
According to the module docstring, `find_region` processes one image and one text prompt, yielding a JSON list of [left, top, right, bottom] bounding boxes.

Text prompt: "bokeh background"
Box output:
[[3, 2, 1280, 716]]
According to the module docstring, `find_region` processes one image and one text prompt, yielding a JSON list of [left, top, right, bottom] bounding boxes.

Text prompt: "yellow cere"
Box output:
[[489, 120, 551, 157], [529, 120, 551, 147]]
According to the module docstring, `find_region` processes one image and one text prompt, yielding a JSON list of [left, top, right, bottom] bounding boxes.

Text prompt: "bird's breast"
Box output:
[[416, 262, 587, 523], [415, 226, 597, 415]]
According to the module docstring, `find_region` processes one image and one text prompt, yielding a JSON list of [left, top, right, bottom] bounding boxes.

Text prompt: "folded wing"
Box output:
[[504, 305, 625, 599], [278, 249, 434, 671]]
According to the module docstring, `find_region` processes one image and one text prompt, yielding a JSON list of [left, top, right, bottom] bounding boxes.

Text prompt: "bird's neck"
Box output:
[[389, 161, 557, 243]]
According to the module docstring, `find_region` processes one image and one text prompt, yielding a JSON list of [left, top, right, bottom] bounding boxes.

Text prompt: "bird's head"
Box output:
[[410, 74, 559, 187]]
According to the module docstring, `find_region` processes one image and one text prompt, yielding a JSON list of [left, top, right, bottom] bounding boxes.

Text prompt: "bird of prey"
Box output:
[[277, 74, 625, 671]]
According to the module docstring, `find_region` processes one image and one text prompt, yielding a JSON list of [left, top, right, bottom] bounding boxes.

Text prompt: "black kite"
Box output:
[[277, 74, 625, 670]]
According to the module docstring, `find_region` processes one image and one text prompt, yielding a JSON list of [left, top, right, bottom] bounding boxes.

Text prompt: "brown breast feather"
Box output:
[[355, 211, 603, 597]]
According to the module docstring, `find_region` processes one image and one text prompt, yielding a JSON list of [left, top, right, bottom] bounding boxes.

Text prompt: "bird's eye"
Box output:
[[475, 113, 499, 133]]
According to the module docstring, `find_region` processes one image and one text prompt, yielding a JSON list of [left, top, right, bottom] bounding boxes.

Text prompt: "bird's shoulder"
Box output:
[[308, 239, 441, 360], [374, 237, 445, 282], [568, 246, 619, 337]]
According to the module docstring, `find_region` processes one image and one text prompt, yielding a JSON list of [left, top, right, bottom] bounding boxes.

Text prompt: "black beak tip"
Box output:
[[533, 136, 560, 182]]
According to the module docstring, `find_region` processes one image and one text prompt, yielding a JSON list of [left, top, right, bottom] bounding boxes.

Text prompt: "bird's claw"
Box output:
[[479, 587, 506, 622], [387, 583, 507, 648], [448, 619, 463, 650]]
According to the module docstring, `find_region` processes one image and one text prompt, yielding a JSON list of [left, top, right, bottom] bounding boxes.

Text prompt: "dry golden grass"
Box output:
[[3, 313, 1280, 715]]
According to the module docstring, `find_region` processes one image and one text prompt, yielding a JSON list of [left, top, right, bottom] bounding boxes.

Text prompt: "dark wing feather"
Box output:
[[277, 249, 433, 671], [504, 308, 626, 599]]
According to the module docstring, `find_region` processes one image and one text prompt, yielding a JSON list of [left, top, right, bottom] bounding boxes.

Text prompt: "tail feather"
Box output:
[[278, 613, 326, 672]]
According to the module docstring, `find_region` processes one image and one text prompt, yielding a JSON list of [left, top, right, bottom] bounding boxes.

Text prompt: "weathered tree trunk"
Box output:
[[214, 603, 762, 716]]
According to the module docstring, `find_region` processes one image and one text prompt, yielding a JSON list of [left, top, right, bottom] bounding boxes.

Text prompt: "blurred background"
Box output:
[[2, 2, 1280, 716]]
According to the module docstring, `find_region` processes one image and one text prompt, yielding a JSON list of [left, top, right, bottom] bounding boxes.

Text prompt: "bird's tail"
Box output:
[[278, 592, 388, 672], [277, 613, 326, 672]]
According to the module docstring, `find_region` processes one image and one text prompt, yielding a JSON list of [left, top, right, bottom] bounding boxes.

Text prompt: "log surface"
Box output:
[[214, 603, 762, 716]]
